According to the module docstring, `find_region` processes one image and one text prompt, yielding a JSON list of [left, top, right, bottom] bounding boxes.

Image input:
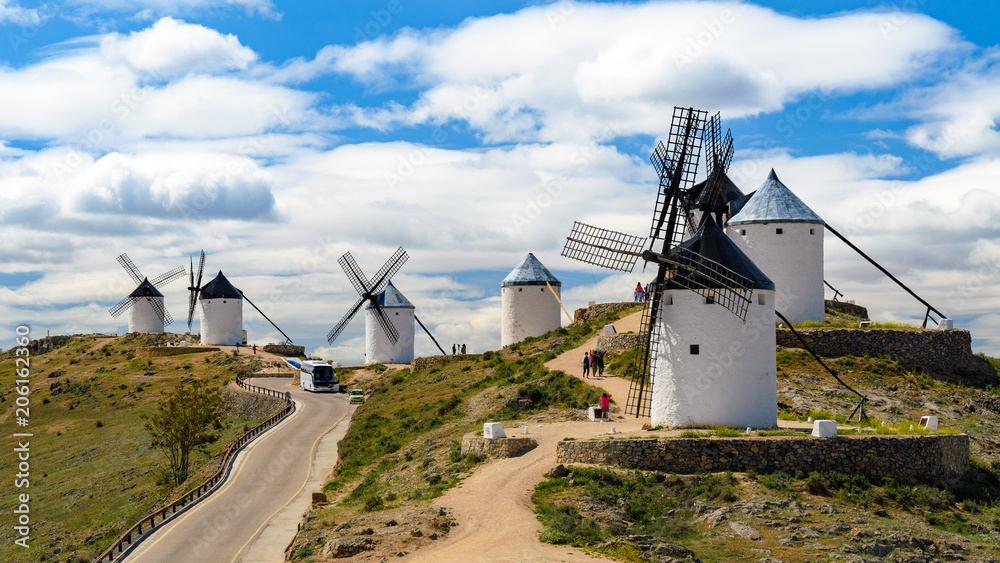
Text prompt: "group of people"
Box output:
[[581, 350, 605, 378], [451, 343, 467, 354], [633, 282, 652, 302]]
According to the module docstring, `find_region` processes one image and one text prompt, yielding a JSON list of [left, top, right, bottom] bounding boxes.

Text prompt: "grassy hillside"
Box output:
[[0, 333, 277, 563], [288, 307, 1000, 562]]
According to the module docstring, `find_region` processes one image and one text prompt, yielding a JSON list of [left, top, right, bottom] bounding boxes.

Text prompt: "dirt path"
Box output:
[[406, 311, 647, 562]]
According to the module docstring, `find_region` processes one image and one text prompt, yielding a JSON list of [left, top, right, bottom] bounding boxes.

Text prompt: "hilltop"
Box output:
[[0, 332, 286, 563], [287, 305, 1000, 562]]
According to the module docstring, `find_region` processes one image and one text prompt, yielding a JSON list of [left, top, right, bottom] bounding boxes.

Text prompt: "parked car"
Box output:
[[349, 389, 365, 404]]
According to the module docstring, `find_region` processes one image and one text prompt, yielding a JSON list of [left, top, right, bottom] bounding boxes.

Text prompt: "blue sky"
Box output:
[[2, 0, 1000, 363]]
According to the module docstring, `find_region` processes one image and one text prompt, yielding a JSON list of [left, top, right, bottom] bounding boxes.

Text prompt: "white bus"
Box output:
[[285, 358, 340, 392]]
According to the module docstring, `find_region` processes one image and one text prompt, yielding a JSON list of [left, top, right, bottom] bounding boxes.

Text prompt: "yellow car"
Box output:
[[348, 389, 365, 404]]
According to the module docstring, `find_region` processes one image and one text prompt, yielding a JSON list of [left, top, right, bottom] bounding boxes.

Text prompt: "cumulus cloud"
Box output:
[[71, 151, 277, 220], [0, 0, 39, 25], [100, 17, 257, 75], [65, 0, 279, 20], [327, 1, 958, 142]]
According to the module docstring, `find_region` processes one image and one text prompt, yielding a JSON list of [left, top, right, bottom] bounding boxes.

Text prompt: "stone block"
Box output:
[[604, 324, 617, 335], [589, 406, 602, 421], [919, 415, 938, 431], [938, 319, 953, 331], [811, 420, 837, 438], [483, 422, 507, 439]]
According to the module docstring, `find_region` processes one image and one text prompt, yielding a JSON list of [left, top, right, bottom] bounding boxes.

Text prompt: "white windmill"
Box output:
[[726, 169, 825, 325], [187, 250, 294, 346], [108, 254, 185, 334], [562, 107, 778, 428], [500, 253, 563, 347]]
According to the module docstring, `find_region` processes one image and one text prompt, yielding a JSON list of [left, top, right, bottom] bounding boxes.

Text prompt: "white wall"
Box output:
[[650, 289, 777, 428], [366, 307, 415, 364], [129, 297, 164, 333], [200, 297, 243, 345], [727, 222, 824, 325], [501, 284, 561, 347]]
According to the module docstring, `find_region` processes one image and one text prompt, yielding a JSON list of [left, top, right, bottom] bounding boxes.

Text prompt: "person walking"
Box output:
[[252, 343, 257, 355], [595, 351, 605, 376], [461, 343, 466, 354], [452, 343, 456, 354], [582, 352, 591, 378], [634, 282, 643, 302], [600, 392, 611, 420]]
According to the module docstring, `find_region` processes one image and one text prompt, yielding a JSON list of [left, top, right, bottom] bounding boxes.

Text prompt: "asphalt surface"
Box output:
[[124, 377, 352, 563]]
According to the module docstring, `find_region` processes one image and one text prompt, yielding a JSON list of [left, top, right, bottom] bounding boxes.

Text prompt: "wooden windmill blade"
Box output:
[[561, 221, 647, 273], [369, 300, 400, 344], [148, 295, 173, 326], [327, 246, 410, 346], [697, 112, 736, 228], [663, 248, 754, 322], [150, 265, 186, 288], [625, 280, 662, 418], [117, 254, 144, 285], [109, 295, 136, 318], [326, 295, 366, 344], [648, 107, 707, 245], [187, 250, 206, 329]]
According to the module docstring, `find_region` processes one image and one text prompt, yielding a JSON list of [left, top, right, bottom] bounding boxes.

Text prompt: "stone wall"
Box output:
[[263, 344, 305, 357], [461, 435, 538, 458], [136, 346, 220, 358], [596, 333, 646, 351], [221, 382, 287, 419], [776, 328, 987, 377], [573, 302, 643, 325], [557, 434, 969, 481], [825, 299, 869, 319]]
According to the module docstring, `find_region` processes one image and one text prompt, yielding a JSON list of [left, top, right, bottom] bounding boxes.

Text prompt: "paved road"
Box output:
[[125, 378, 352, 563]]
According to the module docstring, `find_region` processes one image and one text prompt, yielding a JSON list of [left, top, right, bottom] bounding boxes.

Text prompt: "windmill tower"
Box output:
[[501, 253, 562, 347], [187, 250, 295, 346], [365, 280, 415, 364], [108, 254, 185, 334], [562, 106, 777, 428], [727, 169, 825, 325], [327, 247, 446, 364]]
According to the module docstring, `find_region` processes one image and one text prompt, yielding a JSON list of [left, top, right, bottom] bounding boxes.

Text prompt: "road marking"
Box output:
[[127, 391, 305, 561], [231, 397, 352, 562]]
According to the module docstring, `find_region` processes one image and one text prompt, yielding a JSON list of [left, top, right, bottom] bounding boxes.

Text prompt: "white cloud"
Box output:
[[100, 17, 257, 75], [0, 0, 39, 25], [329, 2, 958, 142]]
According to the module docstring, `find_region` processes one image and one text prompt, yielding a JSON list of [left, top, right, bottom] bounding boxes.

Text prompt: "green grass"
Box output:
[[0, 334, 273, 562]]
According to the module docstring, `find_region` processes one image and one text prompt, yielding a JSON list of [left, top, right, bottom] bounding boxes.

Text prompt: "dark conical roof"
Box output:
[[728, 169, 823, 226], [502, 253, 561, 287], [128, 278, 163, 298], [687, 172, 744, 209], [200, 270, 242, 299], [366, 280, 414, 309], [665, 216, 774, 291]]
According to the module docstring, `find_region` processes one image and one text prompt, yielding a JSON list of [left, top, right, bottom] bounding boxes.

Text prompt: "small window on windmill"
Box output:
[[665, 294, 673, 305], [704, 295, 715, 305], [758, 293, 766, 306], [776, 228, 783, 235], [395, 312, 399, 316], [540, 288, 544, 292], [518, 288, 522, 292], [690, 344, 700, 355], [810, 228, 815, 235], [740, 229, 746, 236]]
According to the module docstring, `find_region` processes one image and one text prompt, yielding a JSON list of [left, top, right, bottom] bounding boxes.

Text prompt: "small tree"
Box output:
[[145, 379, 226, 486]]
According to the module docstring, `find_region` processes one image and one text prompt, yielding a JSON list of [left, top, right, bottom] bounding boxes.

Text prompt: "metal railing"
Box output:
[[94, 376, 293, 562]]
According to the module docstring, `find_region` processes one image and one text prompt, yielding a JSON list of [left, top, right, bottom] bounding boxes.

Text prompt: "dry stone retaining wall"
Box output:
[[596, 333, 646, 351], [824, 299, 869, 319], [263, 344, 305, 356], [573, 302, 643, 325], [776, 328, 986, 377], [461, 435, 538, 458], [557, 434, 969, 481]]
